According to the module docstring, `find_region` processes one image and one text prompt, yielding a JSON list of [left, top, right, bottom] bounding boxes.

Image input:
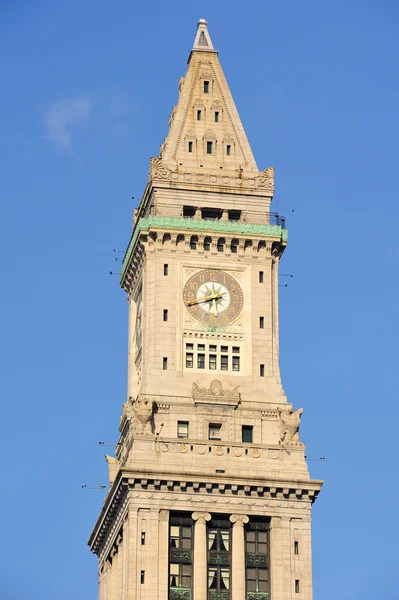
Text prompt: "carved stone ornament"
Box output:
[[255, 165, 275, 189], [123, 396, 155, 435], [277, 406, 303, 445], [149, 157, 171, 181], [192, 379, 240, 402]]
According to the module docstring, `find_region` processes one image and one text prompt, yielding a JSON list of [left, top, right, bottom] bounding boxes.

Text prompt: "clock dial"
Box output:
[[183, 269, 243, 326]]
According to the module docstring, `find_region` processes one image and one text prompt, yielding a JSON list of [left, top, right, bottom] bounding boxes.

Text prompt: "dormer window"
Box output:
[[197, 110, 202, 121], [207, 141, 213, 154], [204, 81, 209, 93]]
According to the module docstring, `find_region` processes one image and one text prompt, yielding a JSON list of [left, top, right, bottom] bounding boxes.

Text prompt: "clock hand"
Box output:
[[186, 291, 226, 306], [212, 297, 218, 315]]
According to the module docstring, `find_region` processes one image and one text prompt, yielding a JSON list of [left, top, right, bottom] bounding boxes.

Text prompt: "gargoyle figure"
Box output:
[[277, 406, 303, 444], [124, 396, 154, 435]]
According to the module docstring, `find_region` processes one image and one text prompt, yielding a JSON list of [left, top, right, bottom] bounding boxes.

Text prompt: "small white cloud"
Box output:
[[45, 97, 92, 149]]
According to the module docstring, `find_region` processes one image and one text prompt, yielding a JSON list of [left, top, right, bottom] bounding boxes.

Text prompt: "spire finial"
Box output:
[[192, 18, 215, 51]]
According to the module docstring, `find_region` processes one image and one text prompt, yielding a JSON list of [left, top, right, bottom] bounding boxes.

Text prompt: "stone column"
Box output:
[[158, 510, 170, 600], [229, 514, 249, 600], [192, 512, 211, 600]]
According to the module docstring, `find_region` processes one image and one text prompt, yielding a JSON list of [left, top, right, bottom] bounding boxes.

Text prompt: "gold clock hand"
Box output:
[[186, 291, 226, 306], [212, 297, 218, 315]]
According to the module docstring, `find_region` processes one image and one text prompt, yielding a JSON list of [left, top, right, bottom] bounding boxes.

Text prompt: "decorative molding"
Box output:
[[149, 157, 171, 180], [120, 216, 287, 283], [230, 514, 249, 525], [192, 379, 240, 404], [192, 511, 211, 524]]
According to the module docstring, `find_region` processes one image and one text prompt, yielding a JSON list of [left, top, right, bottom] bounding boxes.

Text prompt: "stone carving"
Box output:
[[123, 396, 154, 435], [105, 455, 119, 485], [149, 157, 171, 180], [192, 379, 240, 400], [277, 406, 303, 444], [256, 165, 275, 189], [262, 166, 274, 178]]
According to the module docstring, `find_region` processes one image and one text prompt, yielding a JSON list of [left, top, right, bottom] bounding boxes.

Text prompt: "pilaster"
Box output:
[[230, 514, 249, 600], [192, 512, 211, 600]]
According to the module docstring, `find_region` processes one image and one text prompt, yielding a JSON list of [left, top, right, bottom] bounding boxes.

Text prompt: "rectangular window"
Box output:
[[198, 354, 205, 369], [163, 357, 168, 370], [183, 205, 196, 218], [215, 111, 219, 122], [188, 141, 193, 153], [221, 355, 228, 371], [141, 571, 145, 584], [164, 264, 168, 276], [260, 364, 265, 377], [208, 423, 222, 440], [186, 353, 193, 368], [170, 563, 192, 589], [242, 425, 253, 443], [295, 580, 300, 593], [204, 81, 209, 93], [207, 141, 213, 154], [141, 532, 146, 545], [294, 541, 299, 555], [163, 309, 168, 321], [232, 346, 240, 354], [226, 144, 231, 156], [209, 344, 217, 352], [186, 343, 194, 351], [198, 343, 205, 351], [209, 354, 217, 370], [208, 524, 231, 594], [232, 356, 240, 372], [228, 210, 241, 221], [177, 421, 189, 439], [245, 524, 270, 595], [197, 109, 201, 120], [169, 517, 193, 595], [259, 271, 264, 283], [221, 345, 228, 353], [260, 316, 264, 329]]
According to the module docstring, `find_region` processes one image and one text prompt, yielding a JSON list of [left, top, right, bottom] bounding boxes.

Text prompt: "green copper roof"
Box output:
[[120, 216, 288, 283]]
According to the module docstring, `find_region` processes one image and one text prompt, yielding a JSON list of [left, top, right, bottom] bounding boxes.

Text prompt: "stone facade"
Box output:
[[89, 19, 322, 600]]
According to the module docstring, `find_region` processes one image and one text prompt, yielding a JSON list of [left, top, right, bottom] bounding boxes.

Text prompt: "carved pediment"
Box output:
[[192, 379, 240, 406]]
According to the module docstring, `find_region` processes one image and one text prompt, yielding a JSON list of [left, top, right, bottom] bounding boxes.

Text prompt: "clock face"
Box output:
[[183, 269, 243, 326]]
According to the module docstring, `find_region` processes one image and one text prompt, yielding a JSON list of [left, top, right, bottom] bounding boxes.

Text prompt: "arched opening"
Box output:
[[217, 237, 225, 252], [231, 238, 239, 254], [204, 236, 212, 251]]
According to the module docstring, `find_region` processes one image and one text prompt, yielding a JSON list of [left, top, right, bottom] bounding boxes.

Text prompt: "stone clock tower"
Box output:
[[89, 19, 322, 600]]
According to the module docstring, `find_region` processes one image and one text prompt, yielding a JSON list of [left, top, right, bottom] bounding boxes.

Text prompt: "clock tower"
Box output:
[[89, 19, 322, 600]]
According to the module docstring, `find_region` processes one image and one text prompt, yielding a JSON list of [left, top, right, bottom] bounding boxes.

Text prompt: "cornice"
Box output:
[[88, 468, 323, 556], [120, 216, 288, 284]]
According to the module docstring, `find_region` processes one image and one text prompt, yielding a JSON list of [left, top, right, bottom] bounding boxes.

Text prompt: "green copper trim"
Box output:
[[121, 216, 288, 282]]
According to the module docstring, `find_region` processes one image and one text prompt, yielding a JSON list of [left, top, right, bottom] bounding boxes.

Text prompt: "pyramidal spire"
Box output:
[[192, 18, 215, 51], [159, 19, 258, 173]]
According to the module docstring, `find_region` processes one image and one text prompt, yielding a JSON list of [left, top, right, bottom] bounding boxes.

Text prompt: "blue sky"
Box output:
[[1, 1, 398, 598]]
